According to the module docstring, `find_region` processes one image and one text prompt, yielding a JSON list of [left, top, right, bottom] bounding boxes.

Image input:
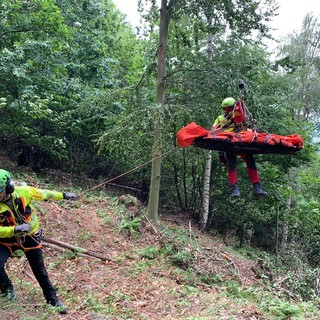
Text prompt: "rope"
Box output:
[[81, 147, 178, 194], [243, 100, 254, 120], [3, 148, 179, 261], [6, 147, 178, 251], [238, 85, 258, 130]]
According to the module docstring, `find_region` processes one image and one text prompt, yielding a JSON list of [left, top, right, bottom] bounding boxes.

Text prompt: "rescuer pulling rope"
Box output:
[[0, 169, 78, 314]]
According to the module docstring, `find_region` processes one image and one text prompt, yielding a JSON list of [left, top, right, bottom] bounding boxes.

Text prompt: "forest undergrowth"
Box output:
[[0, 156, 319, 320]]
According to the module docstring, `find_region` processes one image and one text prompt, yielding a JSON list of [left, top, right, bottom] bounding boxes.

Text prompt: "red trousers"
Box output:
[[225, 152, 260, 185]]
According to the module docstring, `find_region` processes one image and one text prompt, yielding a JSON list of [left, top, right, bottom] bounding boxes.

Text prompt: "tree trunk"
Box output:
[[147, 0, 173, 222], [280, 170, 294, 254], [276, 204, 280, 261], [281, 194, 292, 252], [201, 151, 212, 231], [200, 30, 213, 231], [316, 268, 320, 296]]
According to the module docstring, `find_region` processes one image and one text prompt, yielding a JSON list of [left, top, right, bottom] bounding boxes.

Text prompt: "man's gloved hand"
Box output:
[[63, 192, 78, 200], [14, 223, 31, 234]]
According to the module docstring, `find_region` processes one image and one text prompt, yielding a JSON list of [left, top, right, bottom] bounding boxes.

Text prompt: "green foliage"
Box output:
[[0, 0, 143, 173], [118, 216, 141, 234], [198, 272, 222, 285], [63, 249, 79, 259], [130, 259, 155, 277], [225, 279, 246, 298], [137, 245, 159, 259], [263, 301, 303, 319], [97, 208, 115, 227], [168, 249, 193, 269], [77, 229, 94, 242]]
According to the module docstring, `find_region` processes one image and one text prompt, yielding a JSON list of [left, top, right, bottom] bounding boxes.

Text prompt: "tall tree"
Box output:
[[147, 0, 173, 222], [201, 12, 214, 232]]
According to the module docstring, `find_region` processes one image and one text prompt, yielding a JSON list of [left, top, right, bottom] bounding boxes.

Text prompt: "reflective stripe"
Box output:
[[43, 190, 55, 200], [47, 192, 55, 200]]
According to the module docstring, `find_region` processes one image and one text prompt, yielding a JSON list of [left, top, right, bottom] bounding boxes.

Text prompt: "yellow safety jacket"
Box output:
[[0, 186, 63, 239], [213, 114, 235, 132]]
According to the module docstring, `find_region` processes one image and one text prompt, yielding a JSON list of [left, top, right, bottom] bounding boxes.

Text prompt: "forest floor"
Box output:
[[0, 157, 319, 320]]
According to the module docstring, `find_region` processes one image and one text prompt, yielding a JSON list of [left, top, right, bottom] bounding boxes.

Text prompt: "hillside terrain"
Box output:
[[0, 157, 319, 320]]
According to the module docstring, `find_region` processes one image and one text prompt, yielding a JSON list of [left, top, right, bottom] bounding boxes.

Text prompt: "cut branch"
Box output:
[[42, 236, 114, 262]]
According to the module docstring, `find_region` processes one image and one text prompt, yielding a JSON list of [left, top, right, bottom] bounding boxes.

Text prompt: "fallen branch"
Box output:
[[220, 251, 239, 273], [142, 213, 159, 234], [43, 242, 101, 261], [220, 251, 242, 285], [42, 236, 114, 262], [274, 276, 289, 287]]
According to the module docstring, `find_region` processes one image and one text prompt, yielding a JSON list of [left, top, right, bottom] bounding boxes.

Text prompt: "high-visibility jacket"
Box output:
[[213, 114, 235, 132], [0, 186, 63, 239]]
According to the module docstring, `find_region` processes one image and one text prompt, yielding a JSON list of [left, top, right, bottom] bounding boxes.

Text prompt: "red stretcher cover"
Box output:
[[177, 122, 304, 154]]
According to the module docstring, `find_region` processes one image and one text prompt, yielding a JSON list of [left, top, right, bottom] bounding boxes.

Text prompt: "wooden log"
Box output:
[[42, 242, 93, 260], [42, 236, 114, 262]]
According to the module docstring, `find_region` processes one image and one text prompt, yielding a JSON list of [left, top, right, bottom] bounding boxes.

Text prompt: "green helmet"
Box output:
[[221, 97, 236, 108], [0, 169, 11, 187]]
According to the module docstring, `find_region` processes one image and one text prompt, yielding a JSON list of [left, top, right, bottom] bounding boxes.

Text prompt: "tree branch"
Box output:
[[42, 236, 114, 262]]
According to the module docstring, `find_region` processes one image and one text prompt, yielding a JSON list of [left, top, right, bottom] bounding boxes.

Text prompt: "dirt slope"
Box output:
[[0, 160, 318, 319], [1, 193, 261, 320]]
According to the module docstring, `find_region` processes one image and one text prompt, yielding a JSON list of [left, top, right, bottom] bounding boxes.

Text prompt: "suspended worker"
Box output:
[[0, 169, 78, 314], [212, 97, 267, 198]]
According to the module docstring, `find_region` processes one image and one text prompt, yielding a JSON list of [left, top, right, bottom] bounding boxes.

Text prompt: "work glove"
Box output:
[[14, 223, 31, 234], [63, 192, 78, 200]]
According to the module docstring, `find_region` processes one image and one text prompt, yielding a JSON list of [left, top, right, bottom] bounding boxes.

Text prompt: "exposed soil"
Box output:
[[2, 195, 264, 320], [0, 158, 316, 319]]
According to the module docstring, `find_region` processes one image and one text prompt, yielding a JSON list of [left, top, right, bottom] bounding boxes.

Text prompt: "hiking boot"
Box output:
[[1, 288, 16, 302], [253, 182, 267, 197], [48, 298, 67, 314], [230, 184, 240, 198]]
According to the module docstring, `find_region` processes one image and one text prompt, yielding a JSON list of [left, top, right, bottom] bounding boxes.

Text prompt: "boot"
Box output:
[[253, 182, 267, 197], [230, 184, 240, 198], [1, 288, 16, 302], [47, 298, 67, 314], [0, 285, 17, 302]]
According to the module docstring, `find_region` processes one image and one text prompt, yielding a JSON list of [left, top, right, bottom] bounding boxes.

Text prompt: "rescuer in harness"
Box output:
[[212, 98, 267, 198], [0, 169, 78, 314]]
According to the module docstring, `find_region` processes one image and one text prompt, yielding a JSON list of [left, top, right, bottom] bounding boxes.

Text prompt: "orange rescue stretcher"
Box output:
[[177, 122, 304, 155]]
